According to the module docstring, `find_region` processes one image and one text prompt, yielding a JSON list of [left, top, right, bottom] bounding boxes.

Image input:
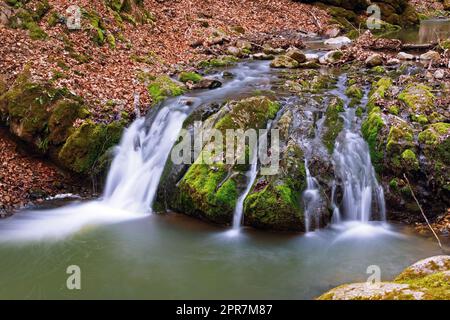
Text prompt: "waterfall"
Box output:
[[103, 103, 189, 213], [303, 160, 322, 232], [231, 146, 258, 230], [331, 80, 386, 223]]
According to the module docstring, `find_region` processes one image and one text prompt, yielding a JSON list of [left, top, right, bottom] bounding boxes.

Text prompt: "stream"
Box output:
[[0, 52, 447, 299]]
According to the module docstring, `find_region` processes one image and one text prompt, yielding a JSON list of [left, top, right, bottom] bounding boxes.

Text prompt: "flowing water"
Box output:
[[303, 161, 322, 232], [387, 18, 450, 44], [331, 76, 386, 223], [0, 61, 445, 299]]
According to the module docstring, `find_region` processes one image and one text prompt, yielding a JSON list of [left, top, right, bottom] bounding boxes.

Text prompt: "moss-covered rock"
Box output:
[[322, 96, 345, 154], [58, 120, 124, 174], [398, 84, 434, 116], [244, 141, 307, 231], [173, 96, 281, 224], [361, 107, 385, 172], [318, 255, 450, 300], [178, 72, 203, 84], [270, 55, 299, 69], [147, 75, 185, 105]]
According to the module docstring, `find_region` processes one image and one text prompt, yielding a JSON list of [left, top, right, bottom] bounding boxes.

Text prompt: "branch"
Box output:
[[403, 173, 443, 251]]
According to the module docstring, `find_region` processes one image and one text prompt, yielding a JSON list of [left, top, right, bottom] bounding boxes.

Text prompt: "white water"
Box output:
[[331, 79, 386, 223], [231, 145, 258, 231], [303, 160, 321, 232], [0, 61, 277, 242]]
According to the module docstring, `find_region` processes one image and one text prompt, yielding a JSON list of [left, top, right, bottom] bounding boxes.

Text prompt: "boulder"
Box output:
[[397, 52, 415, 60], [188, 78, 222, 90], [319, 50, 343, 64], [419, 50, 440, 62], [252, 52, 274, 60], [318, 255, 450, 300], [305, 53, 319, 62], [270, 55, 299, 68], [324, 36, 352, 47], [226, 46, 241, 57], [365, 53, 384, 67], [286, 47, 306, 63]]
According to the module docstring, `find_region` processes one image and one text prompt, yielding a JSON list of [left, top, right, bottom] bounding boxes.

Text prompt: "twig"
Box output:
[[307, 9, 322, 32], [403, 173, 443, 250]]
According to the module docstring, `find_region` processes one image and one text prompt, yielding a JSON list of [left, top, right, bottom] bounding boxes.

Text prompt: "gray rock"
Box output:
[[420, 50, 440, 61], [397, 52, 415, 60], [286, 47, 306, 63], [324, 36, 352, 47], [365, 54, 383, 67], [270, 55, 299, 68], [319, 50, 344, 64], [252, 52, 274, 60]]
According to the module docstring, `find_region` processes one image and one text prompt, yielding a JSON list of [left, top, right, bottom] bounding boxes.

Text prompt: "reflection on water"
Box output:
[[388, 19, 450, 43], [0, 212, 445, 299]]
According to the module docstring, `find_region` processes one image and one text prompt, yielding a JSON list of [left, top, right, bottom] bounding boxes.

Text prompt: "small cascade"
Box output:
[[303, 160, 322, 232], [331, 77, 386, 223], [103, 103, 190, 213], [231, 145, 258, 230]]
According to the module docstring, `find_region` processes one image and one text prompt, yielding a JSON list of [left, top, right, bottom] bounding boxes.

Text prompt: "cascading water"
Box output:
[[331, 76, 386, 223], [103, 104, 190, 213], [231, 144, 258, 231], [303, 160, 321, 232], [0, 60, 276, 241]]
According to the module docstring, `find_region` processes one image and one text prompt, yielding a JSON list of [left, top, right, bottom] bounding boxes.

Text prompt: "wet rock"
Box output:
[[318, 255, 450, 300], [286, 47, 306, 63], [434, 69, 445, 79], [319, 50, 343, 64], [420, 50, 440, 62], [270, 55, 299, 68], [252, 52, 274, 60], [387, 58, 400, 65], [324, 36, 351, 47], [395, 256, 450, 281], [397, 52, 415, 60], [262, 45, 285, 55], [305, 53, 319, 62], [365, 53, 384, 67], [188, 78, 222, 90], [226, 46, 241, 57]]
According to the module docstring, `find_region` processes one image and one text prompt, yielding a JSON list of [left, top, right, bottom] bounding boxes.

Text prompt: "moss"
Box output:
[[389, 178, 399, 190], [198, 56, 238, 69], [412, 114, 428, 125], [398, 84, 434, 115], [396, 272, 450, 300], [370, 77, 392, 100], [107, 33, 116, 49], [322, 97, 344, 154], [48, 99, 87, 145], [47, 11, 59, 27], [345, 84, 363, 100], [58, 120, 124, 174], [147, 75, 185, 105], [401, 149, 419, 170], [386, 122, 414, 154], [25, 21, 48, 40], [418, 123, 450, 145], [371, 66, 386, 74], [388, 105, 399, 115], [361, 107, 385, 172], [355, 106, 364, 117], [215, 96, 280, 131], [179, 72, 203, 83]]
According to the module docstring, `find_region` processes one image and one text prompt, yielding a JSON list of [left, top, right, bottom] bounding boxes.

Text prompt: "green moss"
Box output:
[[401, 149, 419, 170], [345, 84, 363, 100], [48, 99, 87, 145], [398, 84, 434, 115], [389, 178, 399, 190], [418, 122, 450, 145], [198, 56, 238, 69], [388, 105, 399, 115], [58, 120, 124, 174], [107, 33, 116, 49], [322, 97, 345, 154], [396, 272, 450, 300], [371, 66, 386, 74], [361, 107, 385, 171], [179, 72, 203, 83], [147, 75, 185, 105], [355, 106, 364, 117], [25, 21, 48, 40], [386, 122, 414, 154], [215, 96, 280, 131]]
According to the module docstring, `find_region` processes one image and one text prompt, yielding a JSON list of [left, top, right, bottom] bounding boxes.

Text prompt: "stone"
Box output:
[[324, 27, 341, 38], [365, 53, 383, 67], [305, 53, 319, 62], [395, 256, 450, 281], [324, 36, 352, 47], [226, 46, 241, 57], [262, 45, 285, 55], [252, 52, 274, 60], [270, 55, 299, 68], [397, 52, 415, 60], [434, 69, 445, 79], [286, 47, 306, 63], [188, 78, 222, 90], [420, 50, 440, 61], [386, 58, 400, 65], [319, 50, 343, 64]]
